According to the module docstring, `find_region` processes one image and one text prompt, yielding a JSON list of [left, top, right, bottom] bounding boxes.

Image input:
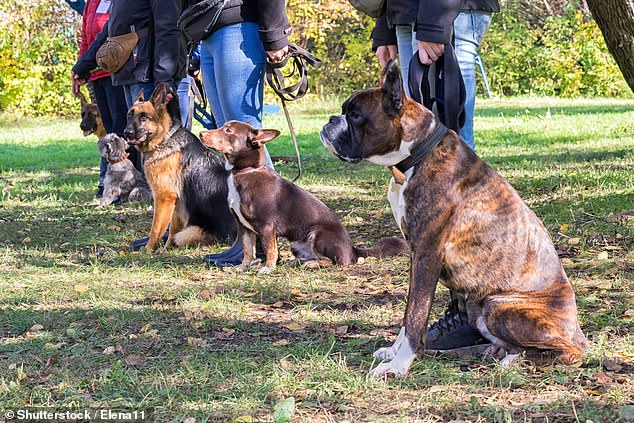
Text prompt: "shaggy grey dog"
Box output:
[[97, 134, 151, 207]]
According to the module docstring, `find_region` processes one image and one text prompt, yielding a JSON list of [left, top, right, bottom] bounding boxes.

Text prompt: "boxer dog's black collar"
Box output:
[[394, 122, 448, 174]]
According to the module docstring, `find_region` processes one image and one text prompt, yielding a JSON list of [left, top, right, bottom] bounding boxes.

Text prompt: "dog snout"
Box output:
[[124, 126, 136, 140]]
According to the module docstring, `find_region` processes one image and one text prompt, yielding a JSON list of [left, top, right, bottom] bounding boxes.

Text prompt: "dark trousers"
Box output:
[[93, 77, 142, 184]]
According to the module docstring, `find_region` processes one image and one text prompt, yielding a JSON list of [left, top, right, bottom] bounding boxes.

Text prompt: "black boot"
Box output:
[[203, 239, 244, 267], [425, 299, 490, 351]]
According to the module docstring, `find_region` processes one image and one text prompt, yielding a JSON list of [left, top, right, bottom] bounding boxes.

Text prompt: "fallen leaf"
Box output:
[[290, 288, 302, 295], [44, 342, 64, 350], [568, 237, 580, 245], [46, 354, 59, 367], [74, 284, 89, 293], [283, 322, 304, 332], [272, 339, 289, 346], [124, 355, 144, 367], [270, 301, 284, 308], [103, 346, 115, 355], [243, 292, 257, 298], [115, 344, 125, 354], [187, 337, 205, 347], [335, 325, 349, 335], [197, 289, 211, 300], [235, 417, 258, 423], [22, 236, 31, 243], [560, 258, 574, 267], [597, 251, 609, 260], [140, 324, 152, 333], [559, 223, 570, 233], [107, 225, 121, 231], [183, 418, 196, 423], [604, 359, 623, 372], [29, 324, 44, 332]]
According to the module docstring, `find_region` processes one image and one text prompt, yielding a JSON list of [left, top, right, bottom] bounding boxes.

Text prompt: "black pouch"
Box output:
[[178, 0, 229, 45]]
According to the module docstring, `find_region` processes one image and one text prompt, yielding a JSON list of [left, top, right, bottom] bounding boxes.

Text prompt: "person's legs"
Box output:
[[123, 82, 154, 109], [177, 75, 193, 129], [395, 23, 417, 97], [92, 78, 111, 195], [454, 11, 492, 152], [200, 22, 270, 266]]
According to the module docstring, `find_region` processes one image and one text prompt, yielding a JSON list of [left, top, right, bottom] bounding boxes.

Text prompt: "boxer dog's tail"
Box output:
[[353, 237, 408, 259]]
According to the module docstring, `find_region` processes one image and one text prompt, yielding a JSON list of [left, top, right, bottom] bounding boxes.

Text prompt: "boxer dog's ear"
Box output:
[[381, 59, 404, 117], [250, 129, 280, 149]]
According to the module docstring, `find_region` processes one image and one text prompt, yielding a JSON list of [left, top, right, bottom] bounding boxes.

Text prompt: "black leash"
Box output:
[[265, 43, 322, 182]]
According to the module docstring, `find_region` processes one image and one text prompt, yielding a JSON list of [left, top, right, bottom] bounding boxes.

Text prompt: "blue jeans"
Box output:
[[200, 22, 272, 166], [123, 80, 189, 125], [454, 11, 492, 152], [395, 24, 418, 98], [395, 11, 491, 152]]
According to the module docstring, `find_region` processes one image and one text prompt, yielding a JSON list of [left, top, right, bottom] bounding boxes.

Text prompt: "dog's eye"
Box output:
[[140, 114, 148, 122], [348, 110, 361, 120]]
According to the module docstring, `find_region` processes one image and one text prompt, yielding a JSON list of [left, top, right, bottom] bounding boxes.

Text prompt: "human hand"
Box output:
[[376, 45, 398, 69], [418, 41, 445, 65], [72, 72, 86, 98], [266, 45, 289, 63]]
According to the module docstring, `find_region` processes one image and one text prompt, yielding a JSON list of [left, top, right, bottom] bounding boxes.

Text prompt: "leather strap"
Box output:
[[394, 122, 448, 174], [265, 44, 322, 182]]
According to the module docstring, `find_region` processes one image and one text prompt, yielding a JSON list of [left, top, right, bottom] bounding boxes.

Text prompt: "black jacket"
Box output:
[[372, 0, 500, 49], [73, 0, 187, 87], [211, 0, 291, 51]]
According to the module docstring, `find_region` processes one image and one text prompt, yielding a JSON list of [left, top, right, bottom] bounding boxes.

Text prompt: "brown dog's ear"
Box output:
[[381, 59, 404, 117], [149, 82, 174, 110], [250, 129, 281, 148]]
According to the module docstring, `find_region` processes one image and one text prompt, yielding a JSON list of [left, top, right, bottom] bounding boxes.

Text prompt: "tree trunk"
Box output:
[[585, 0, 634, 93]]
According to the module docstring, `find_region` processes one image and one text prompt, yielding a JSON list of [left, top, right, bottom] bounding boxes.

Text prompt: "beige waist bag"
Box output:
[[96, 28, 147, 74]]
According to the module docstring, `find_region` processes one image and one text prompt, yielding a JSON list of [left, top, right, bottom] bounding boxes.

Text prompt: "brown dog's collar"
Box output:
[[232, 166, 265, 176], [394, 123, 448, 174], [108, 152, 130, 164]]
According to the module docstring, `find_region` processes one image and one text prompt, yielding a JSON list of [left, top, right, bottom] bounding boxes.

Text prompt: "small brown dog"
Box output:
[[79, 92, 106, 138], [123, 83, 235, 251], [199, 120, 407, 274], [320, 60, 588, 376]]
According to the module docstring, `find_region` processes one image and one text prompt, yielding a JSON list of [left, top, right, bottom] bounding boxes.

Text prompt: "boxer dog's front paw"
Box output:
[[371, 360, 409, 378], [258, 265, 275, 275], [373, 346, 397, 361]]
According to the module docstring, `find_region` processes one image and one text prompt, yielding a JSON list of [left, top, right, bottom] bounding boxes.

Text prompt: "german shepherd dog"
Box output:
[[79, 91, 106, 138], [124, 83, 235, 251]]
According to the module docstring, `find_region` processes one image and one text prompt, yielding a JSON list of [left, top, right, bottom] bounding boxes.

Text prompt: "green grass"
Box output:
[[0, 96, 633, 422]]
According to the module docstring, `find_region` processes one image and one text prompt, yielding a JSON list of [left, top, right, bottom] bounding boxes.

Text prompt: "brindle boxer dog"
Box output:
[[320, 60, 588, 377]]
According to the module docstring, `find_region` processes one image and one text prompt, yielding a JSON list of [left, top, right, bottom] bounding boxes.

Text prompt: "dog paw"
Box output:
[[258, 266, 275, 275], [370, 360, 409, 378], [373, 346, 397, 361], [499, 353, 521, 369], [234, 264, 249, 272]]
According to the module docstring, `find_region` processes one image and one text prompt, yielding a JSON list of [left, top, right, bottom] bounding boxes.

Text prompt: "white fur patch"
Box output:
[[476, 316, 506, 347], [386, 168, 413, 237], [173, 225, 206, 247], [367, 140, 415, 166], [371, 327, 417, 377], [227, 174, 256, 233]]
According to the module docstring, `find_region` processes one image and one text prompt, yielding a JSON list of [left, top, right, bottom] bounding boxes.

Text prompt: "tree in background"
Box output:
[[0, 0, 80, 116], [585, 0, 634, 93]]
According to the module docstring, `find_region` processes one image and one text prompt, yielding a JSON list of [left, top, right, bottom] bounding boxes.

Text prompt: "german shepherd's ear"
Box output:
[[381, 59, 404, 117], [78, 91, 89, 107], [250, 129, 280, 148], [150, 83, 174, 110], [133, 90, 145, 104]]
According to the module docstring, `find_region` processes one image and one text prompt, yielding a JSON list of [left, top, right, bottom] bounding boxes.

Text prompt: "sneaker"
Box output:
[[425, 300, 490, 351], [95, 185, 104, 198]]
